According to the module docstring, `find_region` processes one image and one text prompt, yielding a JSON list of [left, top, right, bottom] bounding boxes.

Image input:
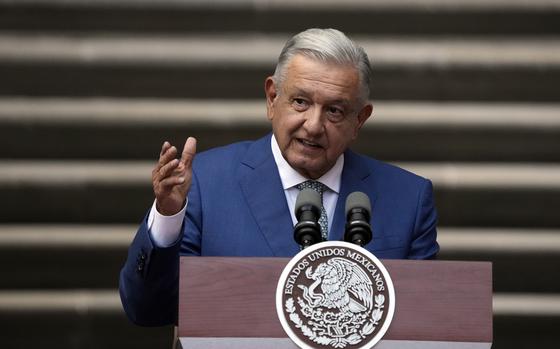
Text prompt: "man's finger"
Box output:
[[158, 158, 180, 179], [157, 145, 178, 169], [159, 141, 171, 157], [158, 175, 186, 189], [180, 137, 197, 168]]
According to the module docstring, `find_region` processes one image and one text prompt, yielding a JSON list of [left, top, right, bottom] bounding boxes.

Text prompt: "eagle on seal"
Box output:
[[299, 257, 374, 314]]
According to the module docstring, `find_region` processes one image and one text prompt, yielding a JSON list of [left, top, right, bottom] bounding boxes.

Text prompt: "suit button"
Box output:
[[138, 249, 147, 259]]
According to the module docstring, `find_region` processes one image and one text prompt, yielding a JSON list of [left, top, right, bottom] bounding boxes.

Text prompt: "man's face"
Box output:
[[265, 54, 373, 179]]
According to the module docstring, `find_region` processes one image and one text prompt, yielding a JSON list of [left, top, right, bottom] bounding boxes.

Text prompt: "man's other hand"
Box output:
[[152, 137, 197, 216]]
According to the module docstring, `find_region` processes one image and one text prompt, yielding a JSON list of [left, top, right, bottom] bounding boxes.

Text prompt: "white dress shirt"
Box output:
[[270, 135, 343, 233], [148, 135, 344, 247]]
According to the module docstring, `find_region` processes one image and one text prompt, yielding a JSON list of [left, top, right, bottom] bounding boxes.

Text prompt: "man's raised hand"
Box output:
[[152, 137, 197, 216]]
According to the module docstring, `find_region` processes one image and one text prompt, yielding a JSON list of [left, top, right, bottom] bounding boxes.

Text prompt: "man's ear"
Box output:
[[264, 77, 277, 120], [353, 103, 373, 139]]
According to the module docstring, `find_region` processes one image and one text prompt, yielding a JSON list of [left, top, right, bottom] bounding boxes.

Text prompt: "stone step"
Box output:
[[2, 98, 560, 162], [437, 228, 560, 293], [0, 289, 558, 349], [1, 0, 559, 36], [4, 34, 559, 67], [492, 293, 560, 349], [0, 34, 558, 100], [1, 224, 559, 292], [0, 225, 133, 289], [0, 289, 173, 348], [1, 160, 559, 227]]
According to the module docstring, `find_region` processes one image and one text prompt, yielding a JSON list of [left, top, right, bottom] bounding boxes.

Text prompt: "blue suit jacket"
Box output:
[[119, 134, 438, 326]]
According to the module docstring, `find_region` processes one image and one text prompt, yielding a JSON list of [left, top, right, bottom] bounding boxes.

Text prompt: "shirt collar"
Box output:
[[271, 134, 343, 193]]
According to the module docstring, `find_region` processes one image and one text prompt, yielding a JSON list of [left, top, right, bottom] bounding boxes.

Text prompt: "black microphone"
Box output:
[[294, 188, 323, 248], [344, 192, 372, 246]]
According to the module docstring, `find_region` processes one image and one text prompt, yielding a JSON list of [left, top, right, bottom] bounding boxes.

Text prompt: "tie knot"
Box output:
[[297, 180, 326, 196]]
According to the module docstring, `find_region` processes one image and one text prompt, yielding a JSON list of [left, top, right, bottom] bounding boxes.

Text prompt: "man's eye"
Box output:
[[327, 107, 345, 121], [328, 107, 342, 114], [292, 98, 308, 110]]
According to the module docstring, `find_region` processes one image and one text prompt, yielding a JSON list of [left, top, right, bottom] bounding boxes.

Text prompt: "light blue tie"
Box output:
[[297, 180, 328, 241]]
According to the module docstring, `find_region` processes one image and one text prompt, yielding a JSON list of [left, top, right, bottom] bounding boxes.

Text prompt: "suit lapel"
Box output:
[[330, 150, 375, 241], [238, 135, 299, 257], [238, 138, 375, 253]]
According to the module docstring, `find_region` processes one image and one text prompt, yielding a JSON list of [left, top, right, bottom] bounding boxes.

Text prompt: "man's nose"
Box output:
[[303, 107, 325, 136]]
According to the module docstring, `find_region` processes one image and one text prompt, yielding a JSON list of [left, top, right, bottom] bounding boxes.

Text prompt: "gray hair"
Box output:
[[273, 28, 372, 102]]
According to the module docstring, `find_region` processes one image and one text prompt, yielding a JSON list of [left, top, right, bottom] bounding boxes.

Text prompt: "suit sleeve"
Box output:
[[408, 179, 439, 259], [118, 170, 204, 326], [118, 214, 182, 326]]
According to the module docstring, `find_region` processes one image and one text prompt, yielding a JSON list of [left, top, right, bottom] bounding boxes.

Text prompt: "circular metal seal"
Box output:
[[276, 241, 395, 349]]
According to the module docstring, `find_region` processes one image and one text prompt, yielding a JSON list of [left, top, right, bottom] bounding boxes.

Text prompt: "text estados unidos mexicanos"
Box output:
[[284, 248, 386, 295]]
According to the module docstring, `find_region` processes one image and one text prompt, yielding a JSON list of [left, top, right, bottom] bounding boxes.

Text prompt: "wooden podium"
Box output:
[[177, 257, 492, 349]]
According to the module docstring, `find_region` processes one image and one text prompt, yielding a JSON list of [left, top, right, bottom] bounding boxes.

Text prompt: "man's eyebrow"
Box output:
[[290, 89, 351, 105], [322, 99, 353, 111], [328, 99, 351, 106], [290, 88, 311, 97]]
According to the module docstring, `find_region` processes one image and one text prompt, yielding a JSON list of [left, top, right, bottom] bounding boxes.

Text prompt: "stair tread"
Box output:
[[1, 288, 560, 316], [5, 0, 560, 10], [2, 98, 560, 129], [1, 160, 560, 189], [1, 34, 559, 67], [1, 224, 559, 253]]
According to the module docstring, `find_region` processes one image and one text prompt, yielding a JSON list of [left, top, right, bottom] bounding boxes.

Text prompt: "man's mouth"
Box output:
[[297, 138, 323, 149]]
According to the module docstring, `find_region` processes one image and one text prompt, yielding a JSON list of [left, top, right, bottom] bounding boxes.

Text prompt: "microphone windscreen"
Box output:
[[345, 191, 371, 217], [295, 188, 321, 214]]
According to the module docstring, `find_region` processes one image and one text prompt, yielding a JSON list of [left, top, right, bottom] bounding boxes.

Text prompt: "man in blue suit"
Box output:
[[119, 28, 439, 326]]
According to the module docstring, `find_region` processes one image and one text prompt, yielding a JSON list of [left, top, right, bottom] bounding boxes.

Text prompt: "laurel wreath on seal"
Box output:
[[285, 294, 385, 348]]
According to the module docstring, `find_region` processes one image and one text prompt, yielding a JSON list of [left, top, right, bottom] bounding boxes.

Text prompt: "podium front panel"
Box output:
[[179, 257, 492, 348]]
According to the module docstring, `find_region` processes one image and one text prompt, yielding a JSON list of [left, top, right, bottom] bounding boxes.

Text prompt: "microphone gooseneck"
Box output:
[[294, 188, 323, 249], [344, 191, 372, 246]]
